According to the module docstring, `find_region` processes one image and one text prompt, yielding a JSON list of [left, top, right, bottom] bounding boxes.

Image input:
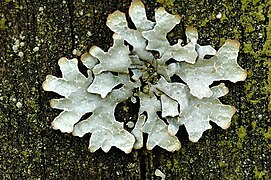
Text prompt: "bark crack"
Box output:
[[67, 0, 75, 51]]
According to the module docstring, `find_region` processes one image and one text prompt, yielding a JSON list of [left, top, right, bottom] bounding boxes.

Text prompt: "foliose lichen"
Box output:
[[43, 0, 247, 153]]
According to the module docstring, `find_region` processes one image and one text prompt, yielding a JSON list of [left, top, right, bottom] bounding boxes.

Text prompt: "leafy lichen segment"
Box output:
[[131, 114, 145, 149], [80, 52, 98, 69], [87, 73, 129, 98], [154, 76, 188, 112], [42, 58, 99, 133], [43, 0, 247, 153], [168, 39, 247, 99], [89, 34, 131, 74], [73, 106, 135, 153], [138, 93, 181, 151], [106, 1, 154, 61], [157, 27, 216, 65], [179, 84, 236, 142], [128, 0, 155, 31], [142, 7, 181, 56], [43, 58, 135, 153]]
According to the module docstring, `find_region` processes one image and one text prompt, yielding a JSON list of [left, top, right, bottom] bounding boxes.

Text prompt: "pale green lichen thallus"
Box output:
[[43, 0, 247, 153]]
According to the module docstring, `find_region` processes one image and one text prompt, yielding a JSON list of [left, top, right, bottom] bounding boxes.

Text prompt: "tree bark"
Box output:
[[1, 0, 270, 179]]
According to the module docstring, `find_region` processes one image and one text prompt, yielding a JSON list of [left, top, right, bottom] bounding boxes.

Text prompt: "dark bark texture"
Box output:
[[1, 0, 270, 179]]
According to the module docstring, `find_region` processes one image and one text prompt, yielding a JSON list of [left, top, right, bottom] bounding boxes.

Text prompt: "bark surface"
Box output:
[[0, 0, 270, 179]]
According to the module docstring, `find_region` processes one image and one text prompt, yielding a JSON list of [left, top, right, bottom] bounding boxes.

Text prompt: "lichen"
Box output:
[[156, 0, 175, 8], [254, 166, 266, 179], [43, 0, 247, 153], [237, 126, 247, 139], [263, 127, 271, 140], [0, 17, 6, 30]]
